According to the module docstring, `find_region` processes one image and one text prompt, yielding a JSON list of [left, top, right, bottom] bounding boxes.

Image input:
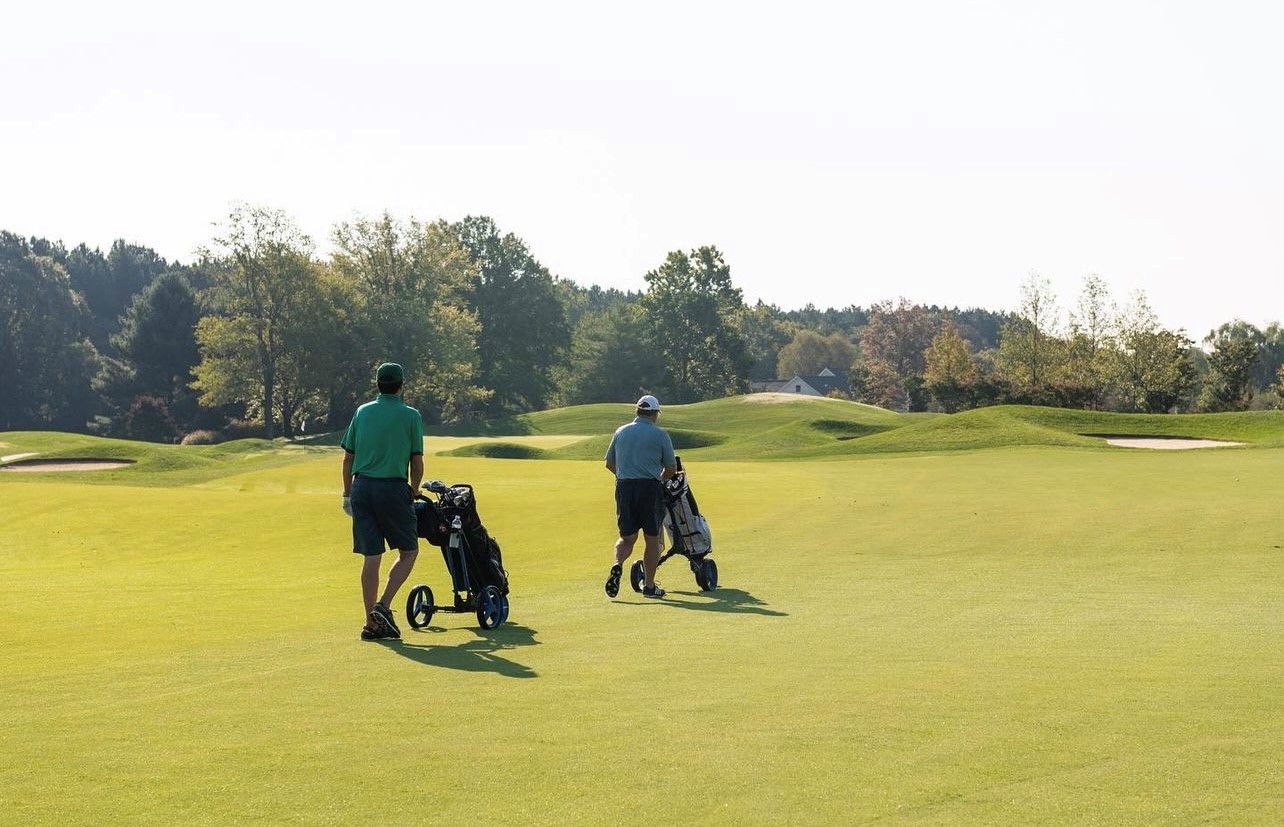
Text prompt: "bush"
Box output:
[[222, 419, 268, 440], [180, 430, 225, 445], [124, 396, 178, 443]]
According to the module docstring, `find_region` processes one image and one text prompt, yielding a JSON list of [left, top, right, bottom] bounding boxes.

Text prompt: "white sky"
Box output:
[[3, 0, 1282, 339]]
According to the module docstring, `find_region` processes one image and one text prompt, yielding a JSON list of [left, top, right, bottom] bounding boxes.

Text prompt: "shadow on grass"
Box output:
[[376, 622, 540, 678], [620, 587, 787, 617]]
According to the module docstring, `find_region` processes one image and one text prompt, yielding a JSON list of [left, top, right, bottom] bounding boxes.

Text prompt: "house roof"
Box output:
[[752, 368, 850, 396]]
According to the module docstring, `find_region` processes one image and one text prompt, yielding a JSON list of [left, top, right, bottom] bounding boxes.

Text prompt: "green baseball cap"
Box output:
[[376, 362, 404, 383]]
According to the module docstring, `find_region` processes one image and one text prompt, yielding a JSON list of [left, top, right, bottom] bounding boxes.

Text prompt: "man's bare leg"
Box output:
[[379, 549, 419, 608]]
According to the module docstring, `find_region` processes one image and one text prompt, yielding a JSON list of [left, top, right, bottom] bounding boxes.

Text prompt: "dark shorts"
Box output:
[[351, 476, 419, 555], [615, 478, 664, 537]]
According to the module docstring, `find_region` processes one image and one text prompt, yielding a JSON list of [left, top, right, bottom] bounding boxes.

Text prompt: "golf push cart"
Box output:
[[629, 457, 719, 593], [405, 480, 510, 630]]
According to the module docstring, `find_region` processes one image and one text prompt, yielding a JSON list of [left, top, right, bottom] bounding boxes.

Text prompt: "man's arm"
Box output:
[[605, 459, 617, 475], [342, 451, 354, 496], [409, 454, 424, 493], [660, 462, 677, 481]]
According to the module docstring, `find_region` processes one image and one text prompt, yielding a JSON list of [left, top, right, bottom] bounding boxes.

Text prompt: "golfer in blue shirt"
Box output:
[[603, 395, 677, 599]]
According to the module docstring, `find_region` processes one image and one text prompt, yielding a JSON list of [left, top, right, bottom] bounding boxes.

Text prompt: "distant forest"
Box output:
[[3, 204, 1283, 442]]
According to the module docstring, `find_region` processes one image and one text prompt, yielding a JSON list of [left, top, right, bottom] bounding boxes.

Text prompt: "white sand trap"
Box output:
[[1103, 437, 1243, 450], [743, 392, 866, 406], [1, 452, 39, 462], [0, 458, 135, 472]]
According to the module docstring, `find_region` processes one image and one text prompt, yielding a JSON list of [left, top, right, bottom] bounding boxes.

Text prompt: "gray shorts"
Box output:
[[351, 476, 419, 555]]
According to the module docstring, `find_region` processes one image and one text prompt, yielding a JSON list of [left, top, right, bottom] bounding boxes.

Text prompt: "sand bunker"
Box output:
[[1102, 436, 1243, 450], [0, 457, 135, 472], [743, 393, 844, 404]]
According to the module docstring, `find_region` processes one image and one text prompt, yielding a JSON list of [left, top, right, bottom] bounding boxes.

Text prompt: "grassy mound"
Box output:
[[0, 431, 328, 485], [444, 442, 550, 460]]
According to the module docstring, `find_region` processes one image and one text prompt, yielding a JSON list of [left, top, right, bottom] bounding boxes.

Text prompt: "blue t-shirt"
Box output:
[[605, 417, 676, 480]]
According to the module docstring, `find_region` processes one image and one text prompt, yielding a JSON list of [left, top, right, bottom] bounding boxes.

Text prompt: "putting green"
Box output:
[[1, 430, 1281, 825]]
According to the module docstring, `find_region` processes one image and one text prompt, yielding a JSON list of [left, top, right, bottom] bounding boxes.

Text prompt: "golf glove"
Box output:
[[342, 496, 353, 517]]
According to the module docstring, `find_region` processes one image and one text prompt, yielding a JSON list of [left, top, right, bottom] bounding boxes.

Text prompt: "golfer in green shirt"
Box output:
[[341, 362, 424, 641]]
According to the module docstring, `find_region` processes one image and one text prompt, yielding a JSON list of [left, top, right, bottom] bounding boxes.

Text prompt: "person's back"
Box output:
[[340, 362, 425, 641], [603, 395, 676, 599], [346, 395, 422, 480], [608, 416, 672, 480]]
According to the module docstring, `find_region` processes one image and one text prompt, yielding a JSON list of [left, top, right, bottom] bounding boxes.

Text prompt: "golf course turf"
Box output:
[[2, 400, 1282, 825]]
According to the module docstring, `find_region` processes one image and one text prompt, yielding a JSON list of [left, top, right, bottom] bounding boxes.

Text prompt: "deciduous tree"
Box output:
[[1113, 292, 1196, 413], [1201, 323, 1261, 411], [996, 273, 1065, 398], [924, 318, 979, 413], [449, 216, 570, 415], [0, 233, 98, 430], [192, 205, 320, 438], [639, 246, 750, 402], [331, 213, 486, 424], [775, 330, 855, 378]]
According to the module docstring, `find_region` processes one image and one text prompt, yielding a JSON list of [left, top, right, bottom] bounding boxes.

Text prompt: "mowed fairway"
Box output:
[[2, 425, 1283, 824]]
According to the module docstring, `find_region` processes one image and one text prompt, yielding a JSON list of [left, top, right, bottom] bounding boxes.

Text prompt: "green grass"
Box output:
[[3, 408, 1284, 825], [442, 397, 1284, 461], [0, 431, 329, 485]]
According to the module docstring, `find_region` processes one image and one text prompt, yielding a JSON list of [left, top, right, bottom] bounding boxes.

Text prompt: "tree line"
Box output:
[[3, 206, 1283, 442]]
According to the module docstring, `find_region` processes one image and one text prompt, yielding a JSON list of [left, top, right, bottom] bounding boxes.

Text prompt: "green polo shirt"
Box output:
[[341, 394, 424, 479]]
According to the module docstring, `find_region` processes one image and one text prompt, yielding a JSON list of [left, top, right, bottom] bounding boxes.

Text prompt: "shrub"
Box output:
[[124, 396, 178, 443], [180, 430, 225, 445]]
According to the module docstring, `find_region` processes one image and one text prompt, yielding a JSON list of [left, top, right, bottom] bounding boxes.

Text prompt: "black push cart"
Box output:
[[405, 481, 510, 630]]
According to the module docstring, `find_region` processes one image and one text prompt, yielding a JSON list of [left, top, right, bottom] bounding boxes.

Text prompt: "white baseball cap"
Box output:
[[636, 395, 661, 412]]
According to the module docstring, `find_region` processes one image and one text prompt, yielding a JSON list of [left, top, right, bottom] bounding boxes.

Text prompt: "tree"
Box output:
[[192, 205, 321, 438], [859, 298, 936, 411], [0, 232, 98, 430], [113, 271, 201, 410], [861, 359, 908, 411], [775, 330, 855, 378], [1258, 323, 1284, 392], [123, 395, 178, 443], [1201, 324, 1261, 411], [923, 318, 980, 413], [638, 246, 750, 402], [1065, 274, 1116, 408], [554, 302, 667, 405], [449, 216, 571, 415], [860, 299, 935, 380], [330, 213, 487, 424], [739, 302, 796, 381], [1113, 292, 1196, 413], [996, 273, 1065, 399], [65, 240, 172, 353]]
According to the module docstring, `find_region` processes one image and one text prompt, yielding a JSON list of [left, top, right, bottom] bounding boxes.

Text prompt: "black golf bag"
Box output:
[[416, 483, 509, 596]]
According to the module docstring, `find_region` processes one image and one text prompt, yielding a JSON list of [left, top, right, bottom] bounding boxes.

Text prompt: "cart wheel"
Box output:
[[477, 585, 504, 629], [694, 563, 708, 591], [700, 558, 718, 591], [406, 584, 435, 629], [499, 593, 510, 624], [629, 560, 645, 593]]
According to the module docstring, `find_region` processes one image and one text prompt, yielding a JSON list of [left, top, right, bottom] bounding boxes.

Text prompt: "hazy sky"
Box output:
[[3, 0, 1281, 339]]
